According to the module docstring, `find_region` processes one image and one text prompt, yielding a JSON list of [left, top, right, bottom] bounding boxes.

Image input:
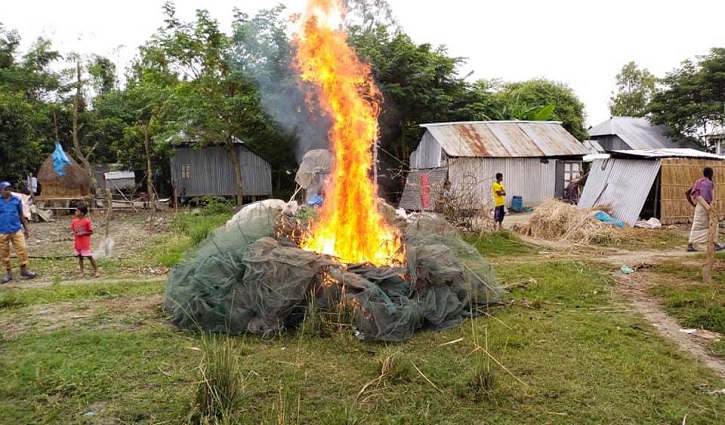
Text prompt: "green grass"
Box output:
[[1, 260, 724, 424], [649, 280, 725, 335], [645, 261, 725, 359], [0, 280, 164, 309], [147, 211, 232, 267], [465, 229, 537, 258]]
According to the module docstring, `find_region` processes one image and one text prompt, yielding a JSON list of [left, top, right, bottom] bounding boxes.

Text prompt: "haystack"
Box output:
[[528, 199, 623, 245], [36, 154, 91, 198]]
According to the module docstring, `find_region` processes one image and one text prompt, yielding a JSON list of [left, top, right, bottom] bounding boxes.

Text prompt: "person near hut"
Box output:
[[685, 167, 725, 252], [564, 173, 582, 205], [0, 181, 37, 283], [179, 187, 188, 206], [436, 180, 454, 215], [492, 173, 506, 231], [71, 205, 99, 278]]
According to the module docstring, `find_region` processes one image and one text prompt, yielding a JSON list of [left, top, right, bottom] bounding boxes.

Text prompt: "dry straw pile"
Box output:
[[527, 199, 624, 245]]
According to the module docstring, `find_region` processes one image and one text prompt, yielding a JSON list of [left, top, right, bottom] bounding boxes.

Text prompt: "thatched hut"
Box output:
[[36, 154, 91, 199]]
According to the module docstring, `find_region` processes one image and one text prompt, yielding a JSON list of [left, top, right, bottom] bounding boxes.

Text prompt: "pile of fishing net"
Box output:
[[164, 206, 501, 342], [527, 199, 624, 245]]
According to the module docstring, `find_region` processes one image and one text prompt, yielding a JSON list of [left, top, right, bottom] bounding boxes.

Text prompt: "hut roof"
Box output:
[[419, 121, 588, 158], [37, 154, 90, 187]]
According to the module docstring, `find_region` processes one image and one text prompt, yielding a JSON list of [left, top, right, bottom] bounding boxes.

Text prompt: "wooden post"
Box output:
[[697, 196, 718, 283], [104, 188, 113, 238]]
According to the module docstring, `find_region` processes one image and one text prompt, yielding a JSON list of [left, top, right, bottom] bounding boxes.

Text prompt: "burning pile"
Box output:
[[165, 207, 501, 341], [163, 0, 501, 341]]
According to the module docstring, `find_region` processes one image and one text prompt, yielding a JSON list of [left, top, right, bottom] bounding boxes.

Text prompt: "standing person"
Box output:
[[685, 167, 725, 252], [0, 181, 37, 283], [179, 187, 188, 206], [492, 173, 506, 231], [71, 205, 99, 278]]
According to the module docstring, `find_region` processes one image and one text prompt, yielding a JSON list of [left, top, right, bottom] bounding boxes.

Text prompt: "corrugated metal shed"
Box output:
[[420, 121, 587, 160], [104, 171, 135, 180], [170, 142, 272, 197], [448, 157, 558, 209], [102, 171, 136, 191], [610, 148, 725, 160], [578, 158, 662, 226], [583, 140, 605, 153], [588, 117, 681, 150]]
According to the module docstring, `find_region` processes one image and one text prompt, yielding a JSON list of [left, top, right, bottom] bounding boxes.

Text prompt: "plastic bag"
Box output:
[[52, 141, 71, 177]]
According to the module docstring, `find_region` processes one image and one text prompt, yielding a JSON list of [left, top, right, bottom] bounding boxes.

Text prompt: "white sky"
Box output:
[[4, 0, 724, 128]]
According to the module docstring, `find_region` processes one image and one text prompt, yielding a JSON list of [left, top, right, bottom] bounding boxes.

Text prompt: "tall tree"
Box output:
[[609, 61, 656, 117], [649, 48, 725, 145]]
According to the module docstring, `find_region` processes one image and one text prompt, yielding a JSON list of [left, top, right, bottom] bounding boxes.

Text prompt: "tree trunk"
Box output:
[[144, 124, 157, 229], [227, 137, 244, 205], [72, 61, 97, 195]]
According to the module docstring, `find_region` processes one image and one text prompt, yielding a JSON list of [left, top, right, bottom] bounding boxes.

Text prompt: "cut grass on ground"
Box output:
[[1, 260, 724, 424]]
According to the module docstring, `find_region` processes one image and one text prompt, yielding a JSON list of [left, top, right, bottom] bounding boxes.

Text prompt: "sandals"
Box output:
[[0, 272, 36, 284]]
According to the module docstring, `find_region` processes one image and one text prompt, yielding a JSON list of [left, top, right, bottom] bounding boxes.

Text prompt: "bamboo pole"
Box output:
[[697, 196, 718, 283]]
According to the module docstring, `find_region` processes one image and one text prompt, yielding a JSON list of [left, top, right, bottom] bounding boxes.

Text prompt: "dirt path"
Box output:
[[615, 270, 725, 380], [521, 237, 725, 381]]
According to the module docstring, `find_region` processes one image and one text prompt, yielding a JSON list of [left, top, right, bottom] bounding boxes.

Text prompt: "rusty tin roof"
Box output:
[[421, 121, 587, 158]]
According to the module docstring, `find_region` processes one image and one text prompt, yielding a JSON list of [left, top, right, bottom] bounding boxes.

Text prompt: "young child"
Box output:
[[71, 205, 99, 278]]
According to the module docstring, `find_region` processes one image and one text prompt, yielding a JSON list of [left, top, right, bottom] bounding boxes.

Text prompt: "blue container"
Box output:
[[511, 196, 523, 213]]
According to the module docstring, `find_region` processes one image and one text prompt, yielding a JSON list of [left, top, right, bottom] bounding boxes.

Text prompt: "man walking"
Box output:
[[685, 167, 724, 252], [0, 181, 37, 283], [492, 173, 506, 231]]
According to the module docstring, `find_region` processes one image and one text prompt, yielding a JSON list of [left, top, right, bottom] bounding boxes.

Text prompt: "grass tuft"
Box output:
[[377, 348, 413, 385], [191, 335, 245, 423], [466, 356, 497, 400]]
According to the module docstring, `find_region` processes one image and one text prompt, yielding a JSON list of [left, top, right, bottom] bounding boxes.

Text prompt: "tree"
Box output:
[[495, 79, 588, 140], [649, 48, 725, 145], [609, 61, 656, 117]]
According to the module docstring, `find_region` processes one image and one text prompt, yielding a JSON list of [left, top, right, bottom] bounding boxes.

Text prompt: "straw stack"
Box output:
[[528, 199, 623, 245]]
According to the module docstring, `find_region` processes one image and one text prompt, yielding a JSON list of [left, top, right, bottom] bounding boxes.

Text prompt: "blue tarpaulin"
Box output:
[[52, 141, 71, 176], [594, 211, 625, 228]]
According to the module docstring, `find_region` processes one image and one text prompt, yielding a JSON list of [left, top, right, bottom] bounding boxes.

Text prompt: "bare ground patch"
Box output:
[[0, 294, 167, 340]]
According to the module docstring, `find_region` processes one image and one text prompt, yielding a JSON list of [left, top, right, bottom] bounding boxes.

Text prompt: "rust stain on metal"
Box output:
[[456, 124, 490, 156]]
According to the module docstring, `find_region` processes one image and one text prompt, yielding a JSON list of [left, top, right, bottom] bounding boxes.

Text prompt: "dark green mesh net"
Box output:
[[165, 207, 501, 341]]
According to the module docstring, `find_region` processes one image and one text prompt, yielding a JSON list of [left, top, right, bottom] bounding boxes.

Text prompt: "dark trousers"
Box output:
[[494, 206, 505, 223]]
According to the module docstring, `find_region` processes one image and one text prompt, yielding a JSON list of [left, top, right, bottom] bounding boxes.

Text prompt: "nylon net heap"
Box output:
[[163, 0, 501, 341]]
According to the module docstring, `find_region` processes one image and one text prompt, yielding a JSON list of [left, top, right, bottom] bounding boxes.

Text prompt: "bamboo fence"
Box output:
[[659, 158, 725, 225]]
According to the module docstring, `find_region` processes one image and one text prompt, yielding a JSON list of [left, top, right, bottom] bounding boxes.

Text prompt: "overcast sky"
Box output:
[[4, 0, 724, 128]]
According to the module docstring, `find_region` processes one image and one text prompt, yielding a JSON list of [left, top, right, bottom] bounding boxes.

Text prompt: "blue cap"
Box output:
[[0, 181, 12, 190]]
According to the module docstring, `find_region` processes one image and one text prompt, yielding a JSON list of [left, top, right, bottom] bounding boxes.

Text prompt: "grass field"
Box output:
[[1, 211, 724, 424]]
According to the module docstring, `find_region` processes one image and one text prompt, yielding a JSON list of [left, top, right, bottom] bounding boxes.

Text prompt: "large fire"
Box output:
[[294, 0, 404, 266]]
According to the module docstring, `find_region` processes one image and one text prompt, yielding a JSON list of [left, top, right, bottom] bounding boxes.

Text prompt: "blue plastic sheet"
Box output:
[[52, 141, 71, 176], [307, 194, 323, 207], [594, 211, 625, 228]]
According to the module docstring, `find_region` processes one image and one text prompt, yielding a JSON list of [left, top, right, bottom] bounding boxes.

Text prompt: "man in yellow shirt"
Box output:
[[492, 173, 506, 231]]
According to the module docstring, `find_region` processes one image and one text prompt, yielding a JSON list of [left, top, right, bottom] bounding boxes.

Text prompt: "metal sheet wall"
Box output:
[[415, 131, 443, 169], [577, 158, 662, 225], [170, 145, 272, 197], [447, 157, 557, 209]]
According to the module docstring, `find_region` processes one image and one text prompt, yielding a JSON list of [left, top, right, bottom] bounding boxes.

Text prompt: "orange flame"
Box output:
[[295, 0, 404, 266]]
